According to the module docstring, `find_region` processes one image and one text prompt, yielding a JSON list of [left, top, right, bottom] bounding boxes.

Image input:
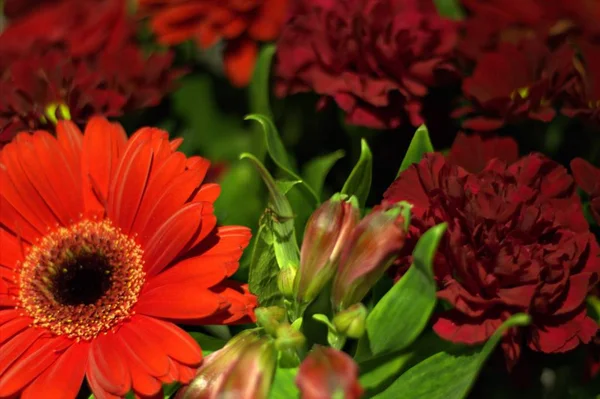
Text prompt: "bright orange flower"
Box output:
[[137, 0, 288, 87], [0, 117, 256, 398]]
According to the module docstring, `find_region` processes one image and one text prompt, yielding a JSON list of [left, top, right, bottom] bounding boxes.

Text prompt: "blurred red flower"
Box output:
[[447, 132, 519, 173], [137, 0, 288, 87], [454, 40, 576, 131], [563, 41, 600, 125], [570, 157, 600, 224], [296, 345, 363, 399], [382, 153, 600, 369], [0, 0, 179, 146], [274, 0, 458, 129]]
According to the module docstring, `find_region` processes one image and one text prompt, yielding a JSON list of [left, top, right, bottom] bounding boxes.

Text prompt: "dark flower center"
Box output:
[[51, 253, 113, 306]]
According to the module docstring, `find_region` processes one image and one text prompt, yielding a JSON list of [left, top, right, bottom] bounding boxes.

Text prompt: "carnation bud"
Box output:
[[177, 330, 276, 399], [255, 306, 287, 336], [332, 303, 367, 339], [295, 194, 360, 304], [277, 266, 297, 299], [331, 205, 406, 310]]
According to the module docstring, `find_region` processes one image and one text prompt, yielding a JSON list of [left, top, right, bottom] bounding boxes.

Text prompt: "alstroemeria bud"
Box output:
[[332, 303, 367, 339], [331, 206, 406, 310], [295, 194, 360, 304], [277, 266, 297, 299], [177, 330, 276, 399], [296, 346, 363, 399], [275, 322, 307, 351], [255, 306, 287, 336]]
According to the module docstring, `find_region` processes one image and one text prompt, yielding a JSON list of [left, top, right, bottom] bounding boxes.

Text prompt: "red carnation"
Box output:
[[570, 157, 600, 225], [382, 153, 600, 368], [454, 40, 576, 131], [447, 132, 519, 173], [0, 0, 179, 146], [275, 0, 458, 129]]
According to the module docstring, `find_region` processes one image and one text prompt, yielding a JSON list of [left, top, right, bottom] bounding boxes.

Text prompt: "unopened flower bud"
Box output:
[[177, 330, 276, 399], [255, 306, 287, 336], [275, 322, 307, 351], [295, 194, 360, 304], [277, 266, 297, 299], [332, 303, 367, 339], [332, 205, 406, 310]]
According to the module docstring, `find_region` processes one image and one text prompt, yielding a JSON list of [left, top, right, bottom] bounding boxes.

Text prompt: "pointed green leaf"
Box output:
[[248, 224, 284, 307], [397, 125, 434, 177], [303, 150, 345, 200], [246, 114, 320, 207], [374, 314, 532, 399], [341, 139, 372, 208], [249, 44, 276, 119], [433, 0, 466, 20], [363, 223, 447, 357], [241, 153, 300, 269]]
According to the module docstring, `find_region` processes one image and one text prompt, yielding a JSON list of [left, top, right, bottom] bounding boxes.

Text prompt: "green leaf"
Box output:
[[248, 223, 284, 307], [303, 150, 345, 200], [433, 0, 466, 20], [241, 153, 300, 269], [269, 367, 300, 398], [341, 139, 373, 208], [397, 125, 434, 177], [364, 223, 447, 357], [188, 331, 227, 356], [373, 314, 532, 399], [245, 114, 320, 207], [249, 44, 276, 119]]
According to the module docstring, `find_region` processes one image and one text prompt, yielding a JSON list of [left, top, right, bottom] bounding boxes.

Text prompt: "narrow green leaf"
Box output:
[[241, 153, 300, 269], [341, 139, 372, 208], [365, 223, 447, 357], [276, 179, 303, 195], [303, 150, 345, 200], [246, 114, 320, 207], [397, 125, 434, 177], [269, 367, 300, 398], [249, 44, 276, 119], [248, 224, 284, 307], [433, 0, 466, 20], [374, 314, 532, 399]]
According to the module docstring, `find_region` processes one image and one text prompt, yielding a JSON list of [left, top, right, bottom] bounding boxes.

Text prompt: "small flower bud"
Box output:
[[277, 266, 297, 298], [332, 205, 407, 310], [295, 194, 360, 304], [332, 303, 367, 339], [177, 330, 276, 399], [275, 322, 307, 351], [255, 306, 287, 336]]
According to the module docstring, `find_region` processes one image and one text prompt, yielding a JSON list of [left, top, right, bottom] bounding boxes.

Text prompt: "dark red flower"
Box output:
[[0, 0, 179, 146], [296, 345, 363, 399], [137, 0, 289, 87], [275, 0, 458, 129], [562, 41, 600, 124], [454, 40, 576, 130], [382, 153, 600, 368], [570, 157, 600, 224], [447, 132, 519, 173]]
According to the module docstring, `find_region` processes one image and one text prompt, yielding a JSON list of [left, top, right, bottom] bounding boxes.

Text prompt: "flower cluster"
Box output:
[[0, 0, 178, 145], [382, 144, 600, 368]]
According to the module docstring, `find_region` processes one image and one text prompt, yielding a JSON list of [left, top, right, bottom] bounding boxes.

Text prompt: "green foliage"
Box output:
[[433, 0, 466, 20], [248, 223, 283, 307], [341, 139, 373, 208], [249, 45, 276, 121], [361, 223, 447, 358], [302, 150, 345, 201], [269, 367, 300, 398], [373, 314, 532, 399], [397, 125, 434, 176]]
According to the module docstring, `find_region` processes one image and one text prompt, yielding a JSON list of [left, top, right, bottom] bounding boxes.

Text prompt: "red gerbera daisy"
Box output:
[[0, 117, 256, 398]]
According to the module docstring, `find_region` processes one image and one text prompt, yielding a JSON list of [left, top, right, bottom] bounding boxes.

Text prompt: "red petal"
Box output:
[[118, 321, 170, 377], [88, 333, 131, 395], [433, 311, 503, 344], [145, 255, 227, 290], [136, 282, 224, 320], [0, 228, 25, 270], [20, 342, 89, 399], [134, 316, 202, 366], [55, 121, 83, 181], [223, 38, 257, 87], [195, 281, 257, 325], [191, 183, 221, 203], [0, 328, 45, 378], [0, 317, 32, 345], [0, 195, 40, 244], [571, 158, 600, 195]]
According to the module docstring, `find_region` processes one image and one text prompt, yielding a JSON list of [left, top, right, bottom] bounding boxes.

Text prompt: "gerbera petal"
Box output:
[[135, 316, 203, 366], [118, 321, 170, 377], [136, 283, 225, 320], [0, 195, 40, 244], [145, 255, 227, 290], [0, 317, 32, 345], [0, 328, 45, 378], [0, 335, 71, 397], [87, 370, 122, 399], [192, 281, 257, 325], [180, 203, 217, 254], [106, 138, 154, 234], [55, 120, 83, 181], [0, 228, 25, 269], [126, 355, 163, 398], [88, 333, 131, 396], [20, 342, 89, 399], [143, 202, 205, 277], [81, 116, 127, 215], [190, 183, 221, 203]]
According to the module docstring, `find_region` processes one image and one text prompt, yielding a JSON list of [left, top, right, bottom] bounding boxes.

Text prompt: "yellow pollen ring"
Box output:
[[18, 219, 145, 341]]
